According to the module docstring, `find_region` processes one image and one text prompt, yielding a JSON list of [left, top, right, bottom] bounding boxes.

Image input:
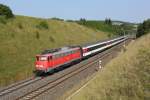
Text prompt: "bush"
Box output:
[[11, 33, 15, 38], [66, 20, 74, 22], [0, 4, 14, 18], [137, 19, 150, 37], [17, 23, 23, 29], [51, 17, 64, 21], [49, 36, 55, 42], [36, 21, 49, 29], [35, 31, 40, 39]]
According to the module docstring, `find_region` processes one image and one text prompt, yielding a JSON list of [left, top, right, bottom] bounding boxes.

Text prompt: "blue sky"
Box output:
[[0, 0, 149, 22]]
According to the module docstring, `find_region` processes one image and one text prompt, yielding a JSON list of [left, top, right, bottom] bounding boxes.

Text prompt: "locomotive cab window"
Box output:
[[39, 56, 48, 61]]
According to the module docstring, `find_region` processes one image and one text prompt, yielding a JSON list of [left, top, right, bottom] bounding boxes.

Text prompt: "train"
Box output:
[[35, 36, 128, 74]]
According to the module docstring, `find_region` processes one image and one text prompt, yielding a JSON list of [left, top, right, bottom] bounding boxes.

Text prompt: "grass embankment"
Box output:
[[75, 20, 135, 37], [0, 16, 107, 87], [71, 34, 150, 100], [76, 20, 118, 34]]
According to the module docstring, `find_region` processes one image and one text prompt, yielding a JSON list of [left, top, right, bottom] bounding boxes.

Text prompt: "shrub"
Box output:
[[17, 23, 23, 29], [49, 36, 55, 42], [66, 20, 74, 22], [107, 33, 112, 38], [35, 31, 40, 39], [36, 21, 49, 29], [11, 33, 15, 38], [0, 4, 14, 18], [51, 17, 64, 21]]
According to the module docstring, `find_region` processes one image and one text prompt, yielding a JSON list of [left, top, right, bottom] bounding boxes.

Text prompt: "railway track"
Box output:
[[19, 63, 97, 99], [17, 50, 113, 100], [0, 77, 41, 97]]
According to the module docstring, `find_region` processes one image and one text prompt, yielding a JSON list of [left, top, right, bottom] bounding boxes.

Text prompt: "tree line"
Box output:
[[137, 19, 150, 37]]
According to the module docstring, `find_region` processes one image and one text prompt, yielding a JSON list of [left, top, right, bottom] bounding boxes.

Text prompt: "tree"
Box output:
[[137, 19, 150, 37], [79, 18, 86, 25], [105, 18, 112, 25], [0, 4, 14, 18], [137, 24, 144, 37]]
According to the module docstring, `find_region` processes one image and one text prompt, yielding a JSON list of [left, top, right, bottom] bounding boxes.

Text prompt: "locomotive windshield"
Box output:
[[37, 56, 52, 61], [39, 56, 48, 61]]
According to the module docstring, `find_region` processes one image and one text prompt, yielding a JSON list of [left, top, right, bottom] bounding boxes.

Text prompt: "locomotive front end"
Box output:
[[35, 55, 51, 74]]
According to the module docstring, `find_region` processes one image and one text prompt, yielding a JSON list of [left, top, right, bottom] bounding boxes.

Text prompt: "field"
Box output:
[[70, 33, 150, 100], [0, 16, 108, 87]]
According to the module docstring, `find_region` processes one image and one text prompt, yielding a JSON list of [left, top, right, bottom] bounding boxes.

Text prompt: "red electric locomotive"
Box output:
[[35, 46, 82, 74]]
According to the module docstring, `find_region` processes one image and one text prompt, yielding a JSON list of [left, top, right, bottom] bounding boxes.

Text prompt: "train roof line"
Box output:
[[82, 36, 125, 48], [40, 46, 79, 55]]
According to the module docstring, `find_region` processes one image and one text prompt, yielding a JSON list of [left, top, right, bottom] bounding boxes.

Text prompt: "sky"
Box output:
[[0, 0, 149, 23]]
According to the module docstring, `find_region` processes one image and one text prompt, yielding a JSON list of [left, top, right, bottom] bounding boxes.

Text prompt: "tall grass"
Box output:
[[0, 16, 107, 87], [71, 33, 150, 100]]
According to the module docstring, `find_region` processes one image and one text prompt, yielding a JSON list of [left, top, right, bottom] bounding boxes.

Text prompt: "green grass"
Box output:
[[70, 33, 150, 100], [77, 21, 114, 32], [0, 16, 108, 87], [75, 20, 136, 37]]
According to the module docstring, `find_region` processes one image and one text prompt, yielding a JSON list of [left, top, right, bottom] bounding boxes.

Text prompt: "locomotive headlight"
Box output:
[[39, 65, 43, 68], [36, 65, 43, 67]]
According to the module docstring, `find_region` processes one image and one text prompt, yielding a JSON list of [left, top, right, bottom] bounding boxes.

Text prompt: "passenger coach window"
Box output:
[[65, 52, 68, 56], [66, 52, 69, 55], [69, 51, 71, 54], [71, 51, 73, 54], [88, 43, 106, 51]]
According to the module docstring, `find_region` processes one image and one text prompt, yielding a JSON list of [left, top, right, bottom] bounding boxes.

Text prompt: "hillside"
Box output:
[[75, 20, 135, 37], [70, 34, 150, 100], [0, 16, 108, 87], [76, 20, 118, 34]]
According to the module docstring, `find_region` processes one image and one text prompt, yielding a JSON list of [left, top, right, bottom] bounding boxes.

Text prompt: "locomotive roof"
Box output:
[[41, 49, 60, 54], [41, 46, 79, 55]]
